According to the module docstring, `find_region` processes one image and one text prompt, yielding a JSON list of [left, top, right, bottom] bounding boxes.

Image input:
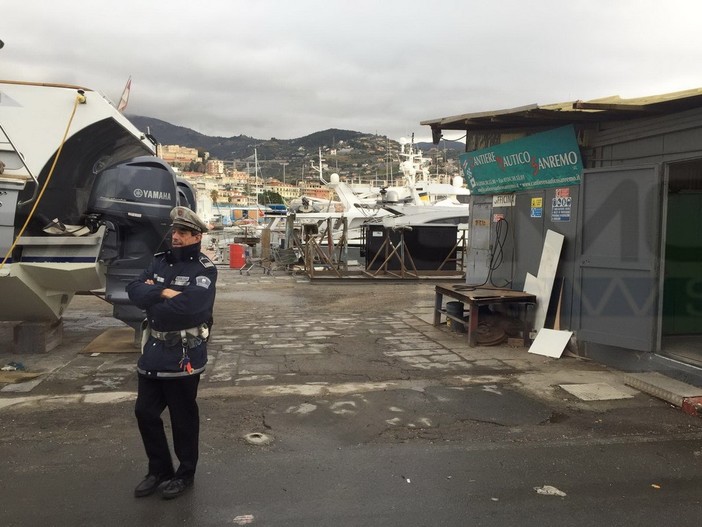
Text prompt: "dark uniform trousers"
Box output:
[[135, 373, 201, 479]]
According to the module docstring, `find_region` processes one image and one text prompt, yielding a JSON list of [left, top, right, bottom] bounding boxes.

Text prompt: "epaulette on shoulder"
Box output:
[[199, 255, 215, 268]]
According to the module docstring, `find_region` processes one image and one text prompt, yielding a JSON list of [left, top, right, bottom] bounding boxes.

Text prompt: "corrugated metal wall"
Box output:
[[467, 105, 702, 337]]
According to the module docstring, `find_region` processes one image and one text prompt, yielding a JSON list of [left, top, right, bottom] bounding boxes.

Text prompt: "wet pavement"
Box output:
[[3, 267, 701, 437], [2, 269, 695, 412], [2, 267, 702, 525]]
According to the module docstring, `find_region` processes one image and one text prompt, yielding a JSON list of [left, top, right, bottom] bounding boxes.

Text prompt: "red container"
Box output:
[[229, 244, 247, 268]]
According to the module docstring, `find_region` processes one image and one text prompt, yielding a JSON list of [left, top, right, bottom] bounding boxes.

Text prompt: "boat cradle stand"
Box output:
[[433, 285, 536, 347], [0, 319, 64, 354]]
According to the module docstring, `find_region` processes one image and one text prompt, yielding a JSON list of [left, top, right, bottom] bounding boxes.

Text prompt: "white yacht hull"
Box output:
[[0, 227, 106, 320]]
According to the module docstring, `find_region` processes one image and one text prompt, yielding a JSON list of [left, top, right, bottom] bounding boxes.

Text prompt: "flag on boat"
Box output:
[[117, 76, 131, 112]]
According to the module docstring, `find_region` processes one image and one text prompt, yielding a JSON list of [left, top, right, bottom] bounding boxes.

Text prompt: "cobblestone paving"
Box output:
[[1, 270, 551, 399], [204, 305, 529, 391]]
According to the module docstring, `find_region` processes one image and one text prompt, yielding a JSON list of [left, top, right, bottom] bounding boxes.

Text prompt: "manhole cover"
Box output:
[[244, 432, 273, 445]]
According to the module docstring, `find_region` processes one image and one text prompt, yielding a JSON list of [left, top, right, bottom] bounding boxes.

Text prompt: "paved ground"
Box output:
[[2, 268, 702, 525], [3, 267, 701, 440]]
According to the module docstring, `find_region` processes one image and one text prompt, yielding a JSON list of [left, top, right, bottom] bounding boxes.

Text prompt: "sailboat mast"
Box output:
[[254, 148, 259, 207]]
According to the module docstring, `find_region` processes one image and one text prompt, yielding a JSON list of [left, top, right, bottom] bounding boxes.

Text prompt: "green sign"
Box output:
[[459, 125, 583, 195]]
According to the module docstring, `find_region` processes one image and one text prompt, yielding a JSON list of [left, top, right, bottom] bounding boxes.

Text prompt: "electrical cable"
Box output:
[[454, 216, 511, 291], [442, 134, 467, 142], [488, 217, 511, 288]]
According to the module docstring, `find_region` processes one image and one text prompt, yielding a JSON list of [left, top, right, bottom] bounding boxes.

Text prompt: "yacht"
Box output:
[[261, 144, 469, 261]]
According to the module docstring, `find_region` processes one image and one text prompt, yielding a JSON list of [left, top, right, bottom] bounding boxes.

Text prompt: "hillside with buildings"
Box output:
[[129, 115, 464, 221]]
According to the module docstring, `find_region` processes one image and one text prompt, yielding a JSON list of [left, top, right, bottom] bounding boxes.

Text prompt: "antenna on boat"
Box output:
[[312, 148, 328, 185], [254, 148, 259, 207]]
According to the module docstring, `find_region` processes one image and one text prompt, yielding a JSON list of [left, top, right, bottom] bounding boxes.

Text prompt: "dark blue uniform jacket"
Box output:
[[126, 242, 217, 377]]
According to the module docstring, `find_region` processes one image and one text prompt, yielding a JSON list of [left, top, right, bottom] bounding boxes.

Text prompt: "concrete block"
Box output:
[[14, 320, 63, 353], [0, 322, 15, 353], [624, 372, 702, 407]]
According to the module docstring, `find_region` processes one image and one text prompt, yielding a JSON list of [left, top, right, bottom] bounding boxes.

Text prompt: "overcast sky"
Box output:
[[3, 0, 702, 143]]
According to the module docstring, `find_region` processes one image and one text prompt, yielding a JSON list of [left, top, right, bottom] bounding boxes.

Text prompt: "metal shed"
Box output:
[[422, 89, 702, 373]]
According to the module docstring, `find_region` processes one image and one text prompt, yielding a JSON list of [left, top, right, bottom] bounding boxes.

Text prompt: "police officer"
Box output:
[[127, 206, 217, 500]]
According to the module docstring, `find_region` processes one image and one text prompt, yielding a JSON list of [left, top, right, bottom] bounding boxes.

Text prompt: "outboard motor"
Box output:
[[86, 156, 183, 328], [176, 178, 196, 210]]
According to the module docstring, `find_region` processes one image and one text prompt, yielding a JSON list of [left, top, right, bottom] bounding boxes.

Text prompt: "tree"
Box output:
[[259, 190, 285, 205]]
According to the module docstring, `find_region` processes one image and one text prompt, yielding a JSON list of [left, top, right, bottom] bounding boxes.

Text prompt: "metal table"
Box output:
[[433, 285, 536, 347]]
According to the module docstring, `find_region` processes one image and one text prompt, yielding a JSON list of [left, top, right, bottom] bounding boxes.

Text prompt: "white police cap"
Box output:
[[170, 206, 209, 233]]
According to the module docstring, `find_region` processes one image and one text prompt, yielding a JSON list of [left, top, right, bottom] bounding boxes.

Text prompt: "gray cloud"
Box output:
[[3, 0, 702, 142]]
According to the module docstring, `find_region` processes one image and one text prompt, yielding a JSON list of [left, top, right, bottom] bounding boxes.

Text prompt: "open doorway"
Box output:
[[661, 158, 702, 367]]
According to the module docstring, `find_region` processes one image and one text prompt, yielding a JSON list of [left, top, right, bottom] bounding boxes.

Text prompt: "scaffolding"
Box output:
[[362, 226, 466, 279], [288, 217, 466, 280], [239, 214, 467, 280]]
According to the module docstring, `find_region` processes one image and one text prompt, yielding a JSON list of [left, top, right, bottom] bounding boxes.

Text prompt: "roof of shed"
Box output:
[[421, 88, 702, 132]]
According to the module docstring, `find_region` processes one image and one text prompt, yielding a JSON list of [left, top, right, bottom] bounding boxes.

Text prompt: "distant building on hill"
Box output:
[[157, 144, 201, 165], [206, 159, 225, 175], [265, 178, 299, 201], [298, 179, 334, 201]]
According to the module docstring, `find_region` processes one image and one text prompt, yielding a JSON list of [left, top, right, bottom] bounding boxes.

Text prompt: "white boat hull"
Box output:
[[1, 80, 187, 328], [0, 227, 106, 321]]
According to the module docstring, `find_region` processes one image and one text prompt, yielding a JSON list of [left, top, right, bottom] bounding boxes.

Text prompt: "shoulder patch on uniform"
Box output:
[[195, 276, 212, 289], [199, 255, 214, 268]]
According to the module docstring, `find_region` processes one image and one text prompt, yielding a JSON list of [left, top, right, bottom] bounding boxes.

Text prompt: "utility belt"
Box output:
[[137, 366, 206, 378], [149, 324, 209, 348]]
